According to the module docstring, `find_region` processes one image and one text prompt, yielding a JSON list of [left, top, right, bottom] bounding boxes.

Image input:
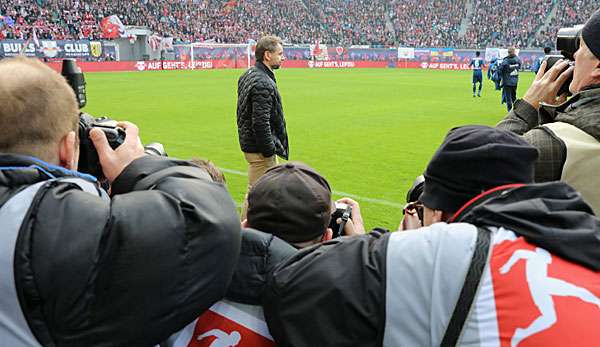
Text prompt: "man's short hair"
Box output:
[[475, 51, 480, 56], [508, 47, 516, 55], [255, 35, 283, 63], [544, 47, 552, 54], [189, 158, 226, 184], [0, 57, 78, 160], [247, 162, 332, 243]]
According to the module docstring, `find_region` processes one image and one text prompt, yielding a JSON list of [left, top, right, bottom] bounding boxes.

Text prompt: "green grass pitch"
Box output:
[[83, 68, 535, 230]]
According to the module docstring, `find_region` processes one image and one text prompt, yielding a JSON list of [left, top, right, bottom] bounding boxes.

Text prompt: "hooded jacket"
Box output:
[[0, 154, 241, 346], [262, 182, 600, 346], [499, 54, 521, 87]]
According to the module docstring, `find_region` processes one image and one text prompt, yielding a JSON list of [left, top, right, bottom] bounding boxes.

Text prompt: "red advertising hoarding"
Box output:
[[45, 59, 472, 73]]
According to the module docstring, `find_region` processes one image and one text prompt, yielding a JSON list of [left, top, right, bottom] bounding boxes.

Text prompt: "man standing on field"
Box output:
[[236, 35, 288, 218]]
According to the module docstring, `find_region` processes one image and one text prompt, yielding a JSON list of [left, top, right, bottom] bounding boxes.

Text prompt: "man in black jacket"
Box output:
[[237, 35, 288, 218], [499, 47, 522, 111], [0, 57, 241, 346]]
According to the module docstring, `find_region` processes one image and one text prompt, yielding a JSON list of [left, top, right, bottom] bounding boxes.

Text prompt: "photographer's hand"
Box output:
[[523, 60, 574, 110], [399, 208, 422, 231], [336, 197, 366, 236], [90, 121, 145, 183]]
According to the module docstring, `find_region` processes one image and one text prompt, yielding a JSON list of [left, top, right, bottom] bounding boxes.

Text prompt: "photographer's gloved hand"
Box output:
[[90, 121, 145, 183], [523, 60, 574, 110], [336, 197, 366, 236]]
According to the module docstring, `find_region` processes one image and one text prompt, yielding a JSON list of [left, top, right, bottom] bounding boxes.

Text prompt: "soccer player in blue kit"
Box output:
[[469, 51, 485, 97]]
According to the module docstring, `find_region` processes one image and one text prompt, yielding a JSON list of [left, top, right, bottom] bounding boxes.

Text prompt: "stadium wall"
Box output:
[[2, 39, 546, 72]]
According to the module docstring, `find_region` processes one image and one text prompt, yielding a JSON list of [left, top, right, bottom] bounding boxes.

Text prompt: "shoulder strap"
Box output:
[[440, 227, 492, 347]]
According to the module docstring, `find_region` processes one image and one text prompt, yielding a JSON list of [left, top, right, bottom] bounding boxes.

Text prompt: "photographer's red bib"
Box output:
[[485, 230, 600, 346], [171, 301, 275, 347]]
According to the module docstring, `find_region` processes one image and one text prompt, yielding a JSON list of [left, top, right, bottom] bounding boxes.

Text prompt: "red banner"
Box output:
[[44, 59, 476, 73], [398, 61, 472, 70]]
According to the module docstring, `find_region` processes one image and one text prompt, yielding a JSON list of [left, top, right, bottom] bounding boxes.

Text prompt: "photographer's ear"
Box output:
[[591, 59, 600, 79], [323, 228, 333, 241], [59, 131, 78, 171], [423, 206, 444, 226]]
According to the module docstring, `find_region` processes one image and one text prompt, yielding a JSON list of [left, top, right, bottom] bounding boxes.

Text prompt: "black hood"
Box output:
[[457, 182, 600, 270]]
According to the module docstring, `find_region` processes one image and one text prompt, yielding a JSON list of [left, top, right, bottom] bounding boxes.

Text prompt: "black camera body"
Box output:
[[61, 59, 126, 179], [544, 25, 583, 96], [77, 113, 126, 178], [329, 202, 352, 238]]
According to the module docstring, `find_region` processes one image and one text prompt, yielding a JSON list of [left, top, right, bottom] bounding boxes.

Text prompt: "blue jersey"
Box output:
[[470, 57, 485, 73]]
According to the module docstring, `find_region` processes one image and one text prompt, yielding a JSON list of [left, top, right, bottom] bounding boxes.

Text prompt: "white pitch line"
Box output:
[[219, 167, 404, 208]]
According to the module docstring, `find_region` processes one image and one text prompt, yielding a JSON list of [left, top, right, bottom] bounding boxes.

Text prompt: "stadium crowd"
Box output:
[[1, 0, 598, 48], [1, 5, 600, 347], [390, 0, 466, 48], [459, 0, 554, 48]]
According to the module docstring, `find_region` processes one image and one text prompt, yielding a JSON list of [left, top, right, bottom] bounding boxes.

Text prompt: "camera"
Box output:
[[406, 175, 424, 203], [77, 113, 126, 179], [329, 202, 352, 238], [403, 175, 425, 227], [62, 59, 166, 179], [62, 59, 127, 179], [544, 25, 583, 96]]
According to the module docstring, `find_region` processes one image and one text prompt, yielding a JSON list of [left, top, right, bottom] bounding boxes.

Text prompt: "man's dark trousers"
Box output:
[[502, 86, 517, 111]]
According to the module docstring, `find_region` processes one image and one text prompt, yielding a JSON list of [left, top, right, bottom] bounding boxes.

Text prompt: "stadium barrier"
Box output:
[[2, 39, 545, 72], [43, 59, 475, 73]]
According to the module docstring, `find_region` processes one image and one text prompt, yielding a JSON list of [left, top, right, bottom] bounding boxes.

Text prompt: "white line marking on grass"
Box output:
[[220, 167, 403, 208], [219, 167, 249, 176]]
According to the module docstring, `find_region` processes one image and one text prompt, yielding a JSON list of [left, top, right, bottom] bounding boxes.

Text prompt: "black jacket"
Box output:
[[261, 182, 600, 346], [499, 54, 521, 87], [237, 61, 289, 159], [0, 154, 241, 346], [225, 228, 297, 304]]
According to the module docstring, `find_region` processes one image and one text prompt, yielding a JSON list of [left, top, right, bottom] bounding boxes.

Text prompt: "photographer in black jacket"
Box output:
[[237, 35, 288, 218], [0, 57, 241, 346]]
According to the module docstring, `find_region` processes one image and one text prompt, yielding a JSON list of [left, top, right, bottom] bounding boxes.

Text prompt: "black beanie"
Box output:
[[420, 125, 538, 213], [582, 9, 600, 60]]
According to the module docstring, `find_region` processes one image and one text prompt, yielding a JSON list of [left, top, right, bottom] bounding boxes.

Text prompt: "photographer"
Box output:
[[164, 162, 366, 346], [497, 9, 600, 213], [0, 57, 241, 346], [262, 126, 600, 347]]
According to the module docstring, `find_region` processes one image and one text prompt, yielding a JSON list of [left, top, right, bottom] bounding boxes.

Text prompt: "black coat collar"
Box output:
[[255, 61, 276, 83]]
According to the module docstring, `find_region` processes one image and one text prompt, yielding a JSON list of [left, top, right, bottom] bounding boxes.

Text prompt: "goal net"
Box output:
[[187, 42, 252, 69]]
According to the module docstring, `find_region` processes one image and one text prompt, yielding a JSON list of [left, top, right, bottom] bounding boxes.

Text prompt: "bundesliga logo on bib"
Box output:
[[171, 301, 275, 347], [487, 231, 600, 346]]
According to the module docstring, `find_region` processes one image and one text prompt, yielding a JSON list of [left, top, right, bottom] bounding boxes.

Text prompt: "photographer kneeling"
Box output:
[[497, 9, 600, 213], [164, 162, 366, 346], [0, 57, 241, 346]]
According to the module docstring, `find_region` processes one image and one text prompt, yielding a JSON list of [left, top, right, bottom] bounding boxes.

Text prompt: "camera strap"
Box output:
[[440, 226, 492, 347]]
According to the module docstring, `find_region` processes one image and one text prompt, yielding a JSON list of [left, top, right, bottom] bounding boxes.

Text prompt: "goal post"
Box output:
[[189, 42, 252, 69]]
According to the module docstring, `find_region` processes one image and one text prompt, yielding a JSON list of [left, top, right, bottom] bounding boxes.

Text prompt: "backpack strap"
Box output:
[[440, 227, 492, 347]]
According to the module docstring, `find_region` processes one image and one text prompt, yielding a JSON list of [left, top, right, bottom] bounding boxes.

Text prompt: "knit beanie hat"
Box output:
[[420, 125, 538, 213]]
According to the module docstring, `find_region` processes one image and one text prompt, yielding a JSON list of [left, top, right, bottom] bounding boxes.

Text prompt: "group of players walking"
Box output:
[[470, 49, 522, 111]]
